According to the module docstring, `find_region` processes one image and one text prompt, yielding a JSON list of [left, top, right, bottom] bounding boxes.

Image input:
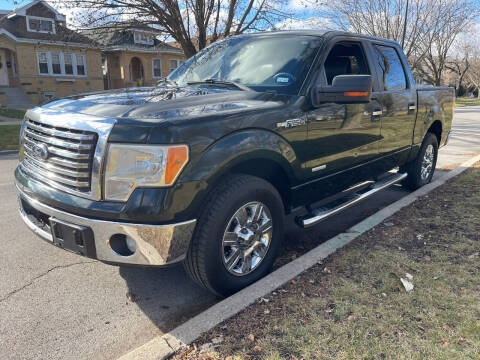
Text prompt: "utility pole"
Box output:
[[401, 0, 409, 49]]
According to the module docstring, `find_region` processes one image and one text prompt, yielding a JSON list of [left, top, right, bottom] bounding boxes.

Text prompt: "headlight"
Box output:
[[104, 144, 189, 201]]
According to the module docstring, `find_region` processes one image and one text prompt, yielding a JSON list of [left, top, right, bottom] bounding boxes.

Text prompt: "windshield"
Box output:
[[168, 35, 323, 95]]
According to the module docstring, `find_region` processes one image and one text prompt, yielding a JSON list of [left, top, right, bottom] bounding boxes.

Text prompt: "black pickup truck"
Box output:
[[15, 30, 453, 296]]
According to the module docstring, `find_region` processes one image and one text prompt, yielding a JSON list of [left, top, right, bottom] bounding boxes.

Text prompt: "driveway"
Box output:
[[1, 107, 479, 360]]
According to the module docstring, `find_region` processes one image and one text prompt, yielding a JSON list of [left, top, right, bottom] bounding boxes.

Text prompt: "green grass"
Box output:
[[0, 108, 26, 119], [175, 165, 480, 360], [456, 97, 480, 107], [0, 125, 21, 151]]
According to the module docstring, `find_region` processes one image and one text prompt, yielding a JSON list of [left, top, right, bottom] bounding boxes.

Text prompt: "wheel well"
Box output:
[[428, 120, 442, 145], [228, 159, 292, 213]]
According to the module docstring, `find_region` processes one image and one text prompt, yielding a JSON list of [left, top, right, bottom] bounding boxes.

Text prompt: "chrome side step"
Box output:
[[297, 172, 408, 228]]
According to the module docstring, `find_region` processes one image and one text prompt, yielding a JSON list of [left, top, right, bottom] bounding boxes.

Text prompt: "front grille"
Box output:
[[20, 118, 98, 193]]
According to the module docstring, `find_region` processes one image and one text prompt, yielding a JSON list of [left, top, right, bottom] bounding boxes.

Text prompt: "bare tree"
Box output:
[[446, 36, 475, 95], [416, 0, 478, 86], [57, 0, 293, 58], [321, 0, 479, 85]]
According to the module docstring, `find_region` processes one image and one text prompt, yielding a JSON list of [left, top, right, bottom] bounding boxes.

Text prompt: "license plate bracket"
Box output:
[[49, 218, 96, 258]]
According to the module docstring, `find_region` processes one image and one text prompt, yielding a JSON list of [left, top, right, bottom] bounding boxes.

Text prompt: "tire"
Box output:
[[402, 132, 439, 190], [183, 174, 285, 297]]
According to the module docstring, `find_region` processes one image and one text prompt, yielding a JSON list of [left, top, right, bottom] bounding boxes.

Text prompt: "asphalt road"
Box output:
[[1, 107, 480, 360]]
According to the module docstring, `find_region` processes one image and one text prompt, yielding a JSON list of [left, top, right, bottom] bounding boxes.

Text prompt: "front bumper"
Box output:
[[16, 184, 197, 266]]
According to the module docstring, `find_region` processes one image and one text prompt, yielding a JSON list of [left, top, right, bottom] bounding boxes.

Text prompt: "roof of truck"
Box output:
[[236, 30, 401, 47]]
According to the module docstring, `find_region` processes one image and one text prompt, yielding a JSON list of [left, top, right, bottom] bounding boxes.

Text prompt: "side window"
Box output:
[[374, 45, 407, 90], [324, 42, 370, 85]]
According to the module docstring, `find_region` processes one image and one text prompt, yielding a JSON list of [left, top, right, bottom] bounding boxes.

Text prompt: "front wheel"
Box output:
[[183, 174, 285, 297], [402, 132, 439, 190]]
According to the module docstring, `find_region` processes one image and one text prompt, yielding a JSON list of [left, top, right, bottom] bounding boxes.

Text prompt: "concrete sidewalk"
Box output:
[[0, 115, 22, 125]]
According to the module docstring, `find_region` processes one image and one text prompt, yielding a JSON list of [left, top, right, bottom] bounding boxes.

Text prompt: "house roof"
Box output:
[[82, 23, 183, 53], [7, 0, 65, 21], [0, 15, 95, 45]]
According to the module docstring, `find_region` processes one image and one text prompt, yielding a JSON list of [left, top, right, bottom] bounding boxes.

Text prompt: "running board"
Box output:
[[297, 172, 408, 228]]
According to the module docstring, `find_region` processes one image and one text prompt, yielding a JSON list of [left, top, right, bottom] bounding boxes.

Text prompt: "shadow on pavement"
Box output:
[[119, 263, 218, 333]]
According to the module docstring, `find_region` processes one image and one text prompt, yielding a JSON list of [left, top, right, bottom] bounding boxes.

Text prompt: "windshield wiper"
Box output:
[[187, 78, 251, 91], [157, 78, 178, 86]]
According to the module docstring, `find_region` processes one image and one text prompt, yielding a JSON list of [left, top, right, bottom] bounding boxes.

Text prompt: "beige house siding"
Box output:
[[105, 50, 185, 89], [0, 35, 103, 105]]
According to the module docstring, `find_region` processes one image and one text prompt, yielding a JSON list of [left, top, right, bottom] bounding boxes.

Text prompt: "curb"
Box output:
[[118, 153, 480, 360]]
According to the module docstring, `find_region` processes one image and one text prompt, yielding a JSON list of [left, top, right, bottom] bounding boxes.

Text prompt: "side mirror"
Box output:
[[312, 74, 372, 106]]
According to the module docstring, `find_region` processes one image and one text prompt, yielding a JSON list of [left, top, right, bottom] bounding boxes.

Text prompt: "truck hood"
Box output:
[[39, 85, 292, 122]]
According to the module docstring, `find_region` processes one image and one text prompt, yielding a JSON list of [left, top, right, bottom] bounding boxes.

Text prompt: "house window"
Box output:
[[27, 16, 55, 34], [64, 53, 73, 75], [76, 54, 86, 75], [51, 52, 61, 74], [169, 59, 180, 72], [133, 31, 154, 45], [37, 52, 49, 74], [36, 51, 87, 76], [152, 58, 162, 78]]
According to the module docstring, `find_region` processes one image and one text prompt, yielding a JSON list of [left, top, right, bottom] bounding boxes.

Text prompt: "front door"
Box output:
[[0, 50, 9, 86], [305, 41, 382, 179]]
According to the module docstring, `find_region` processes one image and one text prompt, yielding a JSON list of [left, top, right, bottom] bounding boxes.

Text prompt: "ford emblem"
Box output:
[[32, 143, 49, 160]]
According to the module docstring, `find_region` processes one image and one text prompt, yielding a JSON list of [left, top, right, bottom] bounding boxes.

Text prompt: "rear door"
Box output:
[[305, 39, 382, 177], [370, 43, 416, 163]]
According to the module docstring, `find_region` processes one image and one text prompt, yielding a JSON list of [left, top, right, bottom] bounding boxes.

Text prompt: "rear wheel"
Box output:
[[184, 174, 284, 297], [402, 132, 439, 190]]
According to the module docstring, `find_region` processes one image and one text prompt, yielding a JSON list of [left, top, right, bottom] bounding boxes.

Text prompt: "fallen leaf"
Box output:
[[309, 279, 315, 284], [468, 252, 479, 259], [247, 333, 255, 342], [264, 309, 270, 315], [424, 255, 432, 262], [126, 292, 139, 303], [440, 338, 449, 346], [347, 314, 357, 321], [398, 246, 406, 251], [382, 293, 387, 298], [323, 267, 331, 274], [405, 273, 414, 281], [400, 278, 414, 292], [253, 345, 262, 352], [211, 335, 223, 344], [290, 279, 297, 285], [442, 324, 452, 332]]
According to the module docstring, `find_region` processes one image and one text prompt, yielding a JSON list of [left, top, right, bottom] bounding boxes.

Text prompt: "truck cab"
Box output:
[[15, 30, 453, 296]]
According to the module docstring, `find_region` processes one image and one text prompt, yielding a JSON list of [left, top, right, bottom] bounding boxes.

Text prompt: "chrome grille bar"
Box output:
[[21, 118, 97, 193]]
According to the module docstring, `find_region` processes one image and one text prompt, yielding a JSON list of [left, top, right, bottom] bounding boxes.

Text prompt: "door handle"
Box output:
[[408, 103, 416, 113]]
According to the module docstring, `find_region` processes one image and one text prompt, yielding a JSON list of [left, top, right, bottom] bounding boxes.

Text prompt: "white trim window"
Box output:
[[133, 31, 154, 45], [169, 59, 181, 72], [36, 51, 87, 77], [152, 58, 162, 78], [76, 54, 86, 76], [26, 15, 55, 34], [51, 52, 61, 74], [37, 51, 49, 74], [64, 53, 74, 75]]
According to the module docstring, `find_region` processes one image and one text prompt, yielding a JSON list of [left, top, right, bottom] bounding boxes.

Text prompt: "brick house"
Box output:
[[0, 0, 104, 107], [83, 23, 185, 89]]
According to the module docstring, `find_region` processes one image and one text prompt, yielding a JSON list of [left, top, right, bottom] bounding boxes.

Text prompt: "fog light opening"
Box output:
[[109, 234, 136, 257]]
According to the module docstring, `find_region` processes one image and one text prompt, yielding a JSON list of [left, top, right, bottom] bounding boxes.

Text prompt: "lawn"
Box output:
[[456, 97, 480, 107], [174, 164, 480, 359], [0, 125, 21, 151]]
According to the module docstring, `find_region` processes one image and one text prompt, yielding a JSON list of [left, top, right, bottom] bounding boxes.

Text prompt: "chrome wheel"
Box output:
[[221, 202, 273, 276], [421, 144, 435, 181]]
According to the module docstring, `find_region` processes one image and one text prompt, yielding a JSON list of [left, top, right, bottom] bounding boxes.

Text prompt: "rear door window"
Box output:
[[374, 45, 407, 90]]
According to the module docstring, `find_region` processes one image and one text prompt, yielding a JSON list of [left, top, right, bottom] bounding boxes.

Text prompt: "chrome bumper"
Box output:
[[16, 185, 196, 266]]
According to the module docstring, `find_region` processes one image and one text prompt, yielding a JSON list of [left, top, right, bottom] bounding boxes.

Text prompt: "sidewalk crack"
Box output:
[[0, 260, 97, 303]]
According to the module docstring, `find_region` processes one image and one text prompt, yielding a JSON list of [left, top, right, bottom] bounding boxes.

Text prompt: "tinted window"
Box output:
[[374, 45, 407, 90], [324, 42, 370, 85]]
